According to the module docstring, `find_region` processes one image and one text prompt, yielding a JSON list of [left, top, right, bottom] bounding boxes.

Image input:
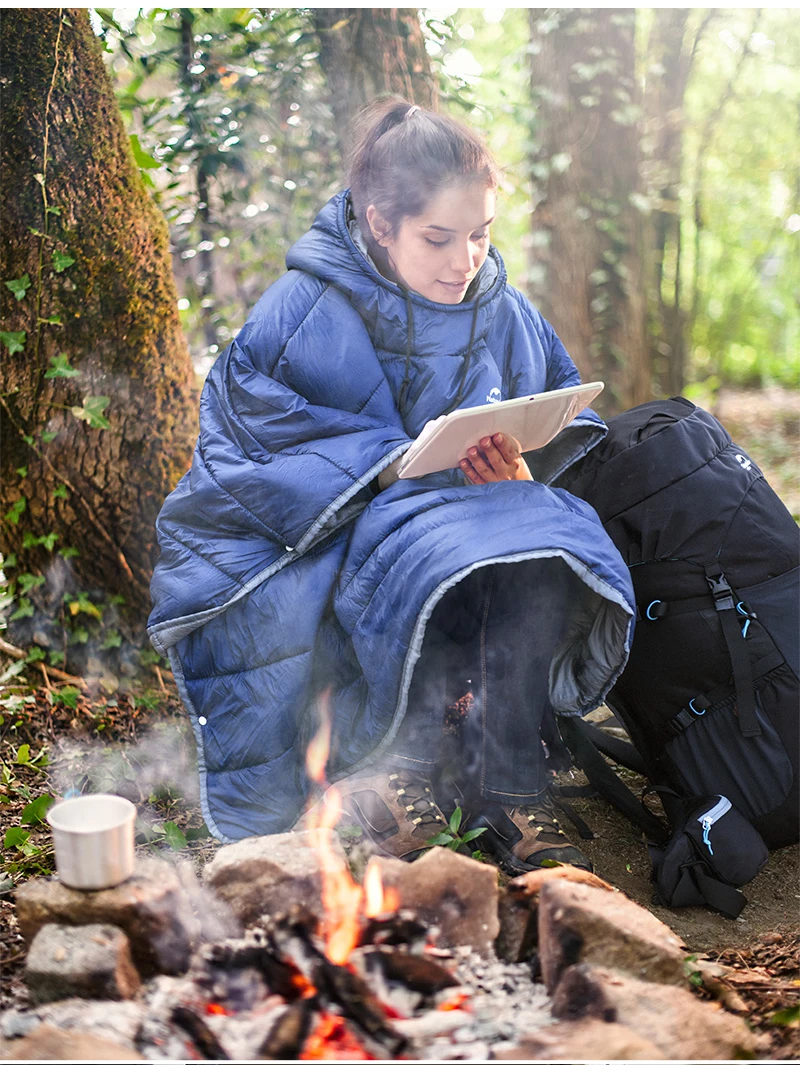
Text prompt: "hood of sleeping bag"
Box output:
[[148, 190, 634, 842]]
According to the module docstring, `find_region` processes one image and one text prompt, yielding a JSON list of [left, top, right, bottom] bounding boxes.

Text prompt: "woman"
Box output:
[[149, 99, 635, 874]]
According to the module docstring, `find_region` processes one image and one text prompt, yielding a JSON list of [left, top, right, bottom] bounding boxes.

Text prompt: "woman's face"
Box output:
[[367, 181, 496, 304]]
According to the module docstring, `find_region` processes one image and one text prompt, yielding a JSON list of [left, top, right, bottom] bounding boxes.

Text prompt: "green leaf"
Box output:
[[6, 497, 27, 525], [5, 274, 31, 301], [129, 133, 161, 170], [41, 430, 58, 443], [28, 228, 45, 237], [538, 858, 564, 868], [39, 315, 62, 326], [23, 435, 33, 446], [16, 466, 28, 478], [185, 825, 211, 842], [33, 173, 45, 187], [0, 331, 26, 355], [446, 838, 461, 850], [71, 395, 110, 430], [163, 821, 188, 850], [460, 827, 487, 844], [53, 484, 68, 500], [21, 794, 55, 826], [770, 1005, 800, 1027], [0, 659, 27, 683], [100, 630, 122, 650], [52, 249, 75, 273], [23, 533, 58, 552], [46, 205, 62, 216], [3, 553, 17, 568], [24, 647, 46, 664], [59, 545, 79, 559], [449, 805, 463, 834], [16, 744, 30, 764], [3, 827, 30, 849], [54, 686, 80, 710], [9, 599, 34, 622], [45, 353, 80, 378], [48, 650, 65, 666], [17, 575, 45, 600], [425, 831, 455, 848]]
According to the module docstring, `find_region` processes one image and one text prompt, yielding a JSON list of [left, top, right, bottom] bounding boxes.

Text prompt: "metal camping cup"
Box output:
[[46, 794, 136, 890]]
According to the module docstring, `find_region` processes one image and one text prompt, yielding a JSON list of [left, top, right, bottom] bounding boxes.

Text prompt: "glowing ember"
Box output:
[[204, 1002, 230, 1016], [300, 1012, 374, 1060], [305, 694, 399, 965]]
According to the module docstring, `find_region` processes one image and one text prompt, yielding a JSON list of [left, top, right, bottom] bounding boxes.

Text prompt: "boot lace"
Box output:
[[388, 771, 446, 831]]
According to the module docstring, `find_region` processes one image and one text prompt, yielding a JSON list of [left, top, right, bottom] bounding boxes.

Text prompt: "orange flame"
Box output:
[[305, 693, 398, 965], [300, 1012, 374, 1060], [363, 860, 400, 918]]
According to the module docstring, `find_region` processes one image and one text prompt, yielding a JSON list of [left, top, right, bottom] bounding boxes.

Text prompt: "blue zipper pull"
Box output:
[[702, 817, 714, 856]]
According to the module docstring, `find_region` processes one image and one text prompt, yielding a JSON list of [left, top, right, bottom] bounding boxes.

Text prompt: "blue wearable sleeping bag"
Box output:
[[148, 190, 636, 842]]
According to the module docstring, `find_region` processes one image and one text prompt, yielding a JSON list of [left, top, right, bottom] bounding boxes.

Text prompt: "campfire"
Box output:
[[5, 700, 764, 1062]]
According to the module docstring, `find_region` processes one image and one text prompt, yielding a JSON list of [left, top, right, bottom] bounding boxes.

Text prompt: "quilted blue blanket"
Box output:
[[149, 191, 635, 841]]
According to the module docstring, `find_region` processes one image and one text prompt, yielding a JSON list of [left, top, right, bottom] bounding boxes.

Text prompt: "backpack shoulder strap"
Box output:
[[558, 715, 669, 843]]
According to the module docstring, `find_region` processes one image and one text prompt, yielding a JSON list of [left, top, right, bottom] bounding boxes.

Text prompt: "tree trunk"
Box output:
[[0, 9, 196, 633], [313, 8, 437, 136], [528, 9, 651, 416], [642, 10, 705, 396]]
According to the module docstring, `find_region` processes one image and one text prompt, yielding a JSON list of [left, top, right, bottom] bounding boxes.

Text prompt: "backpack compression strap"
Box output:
[[704, 566, 761, 737]]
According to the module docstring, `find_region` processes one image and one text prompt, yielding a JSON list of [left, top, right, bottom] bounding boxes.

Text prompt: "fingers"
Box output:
[[460, 458, 487, 484], [492, 432, 521, 466]]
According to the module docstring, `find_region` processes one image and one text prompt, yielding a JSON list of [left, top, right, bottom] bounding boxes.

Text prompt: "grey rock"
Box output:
[[370, 849, 500, 957], [203, 829, 347, 927], [551, 963, 762, 1060], [16, 857, 198, 976], [25, 923, 140, 1004], [0, 1022, 143, 1060], [538, 879, 686, 991], [494, 1017, 666, 1060]]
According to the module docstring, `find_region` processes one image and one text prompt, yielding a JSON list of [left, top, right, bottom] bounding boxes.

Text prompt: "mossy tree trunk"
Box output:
[[528, 9, 652, 416], [0, 9, 196, 636], [313, 8, 437, 137]]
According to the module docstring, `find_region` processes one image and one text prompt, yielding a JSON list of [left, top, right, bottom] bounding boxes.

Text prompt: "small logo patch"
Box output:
[[735, 453, 753, 471], [486, 387, 502, 404]]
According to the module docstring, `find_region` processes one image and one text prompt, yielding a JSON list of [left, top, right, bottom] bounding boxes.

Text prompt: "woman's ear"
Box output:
[[366, 204, 392, 246]]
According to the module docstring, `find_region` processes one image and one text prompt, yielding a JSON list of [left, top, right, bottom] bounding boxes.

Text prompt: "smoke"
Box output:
[[49, 718, 199, 806]]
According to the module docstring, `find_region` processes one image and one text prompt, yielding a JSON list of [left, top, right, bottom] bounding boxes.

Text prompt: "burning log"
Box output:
[[259, 998, 316, 1059], [170, 1005, 229, 1060], [373, 948, 460, 996]]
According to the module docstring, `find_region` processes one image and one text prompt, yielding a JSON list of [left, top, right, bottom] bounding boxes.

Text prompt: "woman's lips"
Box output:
[[438, 279, 470, 289]]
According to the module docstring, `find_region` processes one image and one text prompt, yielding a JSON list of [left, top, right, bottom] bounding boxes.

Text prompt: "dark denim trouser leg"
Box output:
[[388, 558, 572, 798]]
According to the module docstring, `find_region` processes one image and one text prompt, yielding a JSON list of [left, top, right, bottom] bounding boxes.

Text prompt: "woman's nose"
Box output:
[[451, 243, 473, 275]]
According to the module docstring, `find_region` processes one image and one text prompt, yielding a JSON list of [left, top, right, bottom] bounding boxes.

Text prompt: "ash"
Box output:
[[402, 947, 553, 1061]]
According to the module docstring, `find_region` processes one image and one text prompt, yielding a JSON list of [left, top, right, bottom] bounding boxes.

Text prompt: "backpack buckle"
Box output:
[[705, 568, 735, 611]]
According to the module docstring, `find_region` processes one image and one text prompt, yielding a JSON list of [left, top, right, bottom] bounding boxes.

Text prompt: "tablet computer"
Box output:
[[397, 381, 604, 479]]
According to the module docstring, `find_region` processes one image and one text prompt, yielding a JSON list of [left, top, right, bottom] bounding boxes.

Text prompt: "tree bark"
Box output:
[[528, 9, 651, 416], [313, 8, 437, 137], [642, 10, 692, 396], [0, 9, 196, 631]]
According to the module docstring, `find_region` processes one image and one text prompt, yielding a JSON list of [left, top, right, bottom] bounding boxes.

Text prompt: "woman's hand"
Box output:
[[460, 432, 533, 484]]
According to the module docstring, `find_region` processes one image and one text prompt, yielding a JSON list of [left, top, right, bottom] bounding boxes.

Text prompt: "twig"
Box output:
[[0, 635, 87, 688], [39, 662, 52, 691], [155, 665, 167, 693]]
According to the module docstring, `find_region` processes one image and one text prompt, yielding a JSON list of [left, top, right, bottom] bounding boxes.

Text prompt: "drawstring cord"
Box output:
[[397, 291, 482, 420]]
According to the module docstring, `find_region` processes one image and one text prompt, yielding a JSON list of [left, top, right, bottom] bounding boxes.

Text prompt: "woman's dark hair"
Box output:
[[347, 96, 498, 239]]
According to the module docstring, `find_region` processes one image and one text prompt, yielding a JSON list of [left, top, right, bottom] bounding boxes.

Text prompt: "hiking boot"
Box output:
[[469, 792, 593, 876], [332, 767, 451, 862]]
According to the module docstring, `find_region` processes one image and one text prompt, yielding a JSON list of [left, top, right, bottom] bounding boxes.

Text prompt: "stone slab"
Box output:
[[25, 922, 141, 1004]]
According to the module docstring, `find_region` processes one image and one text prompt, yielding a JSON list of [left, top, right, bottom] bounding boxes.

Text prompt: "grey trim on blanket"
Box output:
[[323, 548, 633, 796], [166, 645, 235, 843], [147, 441, 412, 655]]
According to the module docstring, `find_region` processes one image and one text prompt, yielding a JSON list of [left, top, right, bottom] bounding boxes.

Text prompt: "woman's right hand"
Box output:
[[460, 432, 533, 484]]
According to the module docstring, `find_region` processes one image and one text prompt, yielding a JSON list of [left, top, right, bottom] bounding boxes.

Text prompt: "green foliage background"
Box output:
[[95, 6, 799, 391]]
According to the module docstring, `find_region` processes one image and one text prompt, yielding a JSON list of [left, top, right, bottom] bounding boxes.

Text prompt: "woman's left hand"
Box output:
[[460, 432, 533, 484]]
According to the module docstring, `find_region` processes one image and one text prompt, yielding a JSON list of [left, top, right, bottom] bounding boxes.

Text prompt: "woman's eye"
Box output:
[[424, 237, 448, 248], [472, 232, 488, 242]]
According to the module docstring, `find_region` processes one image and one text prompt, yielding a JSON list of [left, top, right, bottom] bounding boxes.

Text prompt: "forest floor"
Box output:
[[0, 386, 798, 1057]]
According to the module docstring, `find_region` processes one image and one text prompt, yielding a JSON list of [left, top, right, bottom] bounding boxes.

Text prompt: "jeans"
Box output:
[[388, 558, 574, 803]]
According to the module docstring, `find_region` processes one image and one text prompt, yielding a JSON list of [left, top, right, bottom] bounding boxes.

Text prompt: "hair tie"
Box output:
[[404, 105, 421, 120]]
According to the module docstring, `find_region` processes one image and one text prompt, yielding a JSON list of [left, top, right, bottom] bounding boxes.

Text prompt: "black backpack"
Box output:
[[556, 398, 799, 912]]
